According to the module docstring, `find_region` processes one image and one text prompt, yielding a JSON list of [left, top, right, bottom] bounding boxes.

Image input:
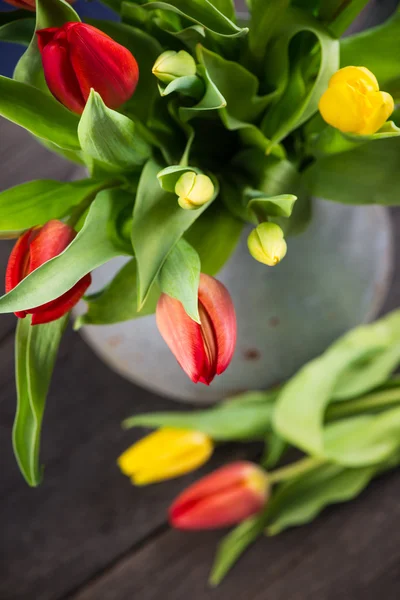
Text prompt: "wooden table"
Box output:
[[1, 3, 400, 596]]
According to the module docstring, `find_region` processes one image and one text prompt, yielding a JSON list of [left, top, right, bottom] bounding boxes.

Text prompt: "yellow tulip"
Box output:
[[175, 172, 215, 210], [152, 50, 196, 84], [117, 428, 213, 485], [319, 66, 394, 135], [247, 222, 287, 267]]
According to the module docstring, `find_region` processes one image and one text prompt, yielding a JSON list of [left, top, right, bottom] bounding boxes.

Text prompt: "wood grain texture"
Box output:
[[71, 470, 400, 600], [0, 324, 254, 600]]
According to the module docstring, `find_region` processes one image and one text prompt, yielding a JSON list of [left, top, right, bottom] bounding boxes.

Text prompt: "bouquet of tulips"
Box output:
[[120, 310, 400, 583], [0, 0, 399, 490]]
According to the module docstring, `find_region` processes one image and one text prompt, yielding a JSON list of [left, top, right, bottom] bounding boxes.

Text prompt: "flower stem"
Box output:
[[325, 388, 400, 421], [268, 456, 326, 485]]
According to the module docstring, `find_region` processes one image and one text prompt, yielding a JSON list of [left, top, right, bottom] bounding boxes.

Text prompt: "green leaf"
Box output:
[[159, 75, 204, 98], [37, 138, 85, 166], [0, 190, 124, 315], [266, 463, 376, 536], [262, 7, 339, 145], [233, 149, 300, 198], [247, 0, 290, 64], [247, 193, 297, 220], [98, 0, 123, 13], [75, 259, 160, 328], [0, 75, 80, 151], [0, 18, 35, 45], [210, 514, 267, 586], [78, 90, 151, 173], [14, 0, 80, 86], [0, 179, 107, 234], [103, 188, 136, 256], [340, 10, 400, 92], [273, 310, 400, 455], [198, 45, 273, 123], [123, 395, 274, 441], [262, 432, 288, 469], [179, 60, 227, 122], [226, 149, 300, 221], [86, 19, 162, 123], [161, 24, 205, 51], [158, 239, 201, 322], [320, 0, 369, 38], [138, 0, 247, 39], [184, 202, 243, 276], [304, 137, 400, 205], [323, 409, 400, 466], [332, 342, 400, 401], [132, 159, 213, 307], [13, 314, 68, 486], [212, 0, 235, 20], [309, 120, 400, 159]]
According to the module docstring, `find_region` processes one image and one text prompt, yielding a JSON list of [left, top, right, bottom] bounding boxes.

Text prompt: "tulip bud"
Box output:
[[117, 428, 213, 485], [5, 220, 91, 325], [36, 23, 139, 115], [169, 461, 269, 530], [156, 273, 236, 385], [248, 222, 287, 266], [319, 66, 394, 135], [4, 0, 74, 10], [152, 50, 197, 84], [175, 172, 215, 210]]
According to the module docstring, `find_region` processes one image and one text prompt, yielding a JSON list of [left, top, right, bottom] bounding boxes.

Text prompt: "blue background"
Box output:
[[0, 0, 117, 76]]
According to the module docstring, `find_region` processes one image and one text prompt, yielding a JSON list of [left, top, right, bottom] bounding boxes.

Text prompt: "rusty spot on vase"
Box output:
[[269, 316, 280, 327], [243, 348, 261, 361], [106, 335, 123, 348]]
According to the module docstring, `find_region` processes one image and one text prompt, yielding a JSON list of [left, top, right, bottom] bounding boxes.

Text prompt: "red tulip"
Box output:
[[156, 273, 237, 385], [6, 220, 91, 325], [4, 0, 74, 10], [169, 461, 269, 530], [36, 22, 139, 114]]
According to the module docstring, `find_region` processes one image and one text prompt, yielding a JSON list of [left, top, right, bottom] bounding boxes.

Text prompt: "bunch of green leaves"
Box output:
[[125, 309, 400, 584]]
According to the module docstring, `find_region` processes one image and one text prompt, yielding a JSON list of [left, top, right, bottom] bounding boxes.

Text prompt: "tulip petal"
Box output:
[[36, 28, 60, 53], [40, 40, 86, 114], [319, 83, 367, 133], [169, 462, 267, 530], [117, 428, 213, 485], [329, 66, 379, 93], [198, 274, 236, 376], [30, 273, 91, 325], [66, 23, 139, 110], [5, 229, 36, 319], [28, 220, 75, 273], [359, 91, 395, 135], [156, 293, 207, 384]]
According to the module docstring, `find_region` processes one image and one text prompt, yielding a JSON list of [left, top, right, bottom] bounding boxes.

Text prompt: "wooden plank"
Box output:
[[0, 325, 254, 600], [71, 469, 400, 600]]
